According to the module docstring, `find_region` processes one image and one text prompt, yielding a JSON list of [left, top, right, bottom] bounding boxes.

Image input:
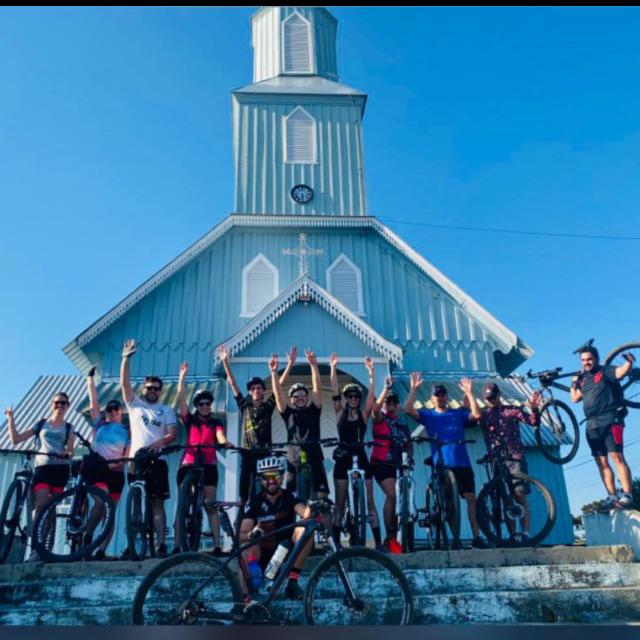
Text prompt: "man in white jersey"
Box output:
[[121, 339, 177, 557]]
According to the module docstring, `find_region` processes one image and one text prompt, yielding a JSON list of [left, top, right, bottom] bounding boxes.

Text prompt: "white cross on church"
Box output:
[[282, 233, 324, 277]]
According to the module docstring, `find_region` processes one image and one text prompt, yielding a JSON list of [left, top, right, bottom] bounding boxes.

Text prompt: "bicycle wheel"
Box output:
[[536, 399, 580, 464], [126, 484, 149, 560], [399, 477, 414, 553], [440, 470, 461, 548], [0, 480, 23, 563], [476, 473, 556, 548], [350, 478, 367, 547], [178, 472, 202, 552], [605, 342, 640, 409], [423, 485, 441, 550], [132, 552, 244, 625], [304, 547, 413, 625], [33, 485, 115, 562]]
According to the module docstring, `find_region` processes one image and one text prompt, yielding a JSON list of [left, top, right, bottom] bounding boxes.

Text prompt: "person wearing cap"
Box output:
[[172, 361, 234, 556], [370, 376, 413, 553], [84, 365, 131, 560], [478, 381, 541, 543], [219, 344, 297, 504], [404, 374, 487, 549]]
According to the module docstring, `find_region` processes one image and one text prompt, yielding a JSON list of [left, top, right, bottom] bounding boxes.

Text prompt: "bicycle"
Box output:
[[286, 438, 337, 502], [602, 341, 640, 409], [520, 368, 580, 464], [415, 436, 475, 550], [126, 444, 181, 561], [0, 449, 65, 563], [31, 432, 117, 563], [475, 445, 556, 548], [131, 498, 414, 625], [396, 445, 417, 553]]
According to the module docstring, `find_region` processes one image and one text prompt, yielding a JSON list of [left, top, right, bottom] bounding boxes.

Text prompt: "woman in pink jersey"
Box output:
[[173, 362, 233, 555]]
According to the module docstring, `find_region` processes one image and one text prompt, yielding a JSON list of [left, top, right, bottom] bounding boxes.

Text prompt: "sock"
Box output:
[[288, 569, 301, 582], [372, 527, 382, 545]]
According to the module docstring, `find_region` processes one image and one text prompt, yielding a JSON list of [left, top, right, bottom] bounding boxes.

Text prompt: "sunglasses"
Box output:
[[53, 400, 69, 407], [486, 394, 499, 401], [197, 401, 212, 407], [261, 473, 281, 481], [106, 406, 122, 413], [345, 394, 360, 400], [249, 386, 264, 392], [433, 392, 447, 398], [145, 386, 161, 392], [292, 394, 307, 400]]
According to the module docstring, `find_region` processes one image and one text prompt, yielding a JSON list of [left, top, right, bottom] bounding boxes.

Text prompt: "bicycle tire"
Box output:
[[350, 478, 367, 546], [126, 484, 149, 560], [423, 485, 441, 550], [399, 476, 414, 553], [178, 472, 202, 552], [0, 480, 23, 563], [303, 546, 414, 625], [536, 399, 580, 464], [441, 469, 461, 548], [604, 342, 640, 409], [33, 485, 115, 562], [476, 472, 555, 547], [131, 551, 243, 625]]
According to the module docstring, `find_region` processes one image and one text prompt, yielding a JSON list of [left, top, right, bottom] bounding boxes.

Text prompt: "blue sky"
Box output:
[[1, 7, 639, 513]]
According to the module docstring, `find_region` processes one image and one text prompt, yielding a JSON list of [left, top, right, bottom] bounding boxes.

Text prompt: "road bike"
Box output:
[[475, 445, 555, 548], [131, 498, 414, 625]]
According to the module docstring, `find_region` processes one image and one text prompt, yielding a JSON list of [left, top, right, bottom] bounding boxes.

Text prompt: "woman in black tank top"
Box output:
[[329, 354, 383, 551]]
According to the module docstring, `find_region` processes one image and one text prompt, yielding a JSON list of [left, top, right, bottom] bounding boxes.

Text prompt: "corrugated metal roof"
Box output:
[[393, 374, 571, 448], [234, 76, 365, 97], [0, 376, 228, 451]]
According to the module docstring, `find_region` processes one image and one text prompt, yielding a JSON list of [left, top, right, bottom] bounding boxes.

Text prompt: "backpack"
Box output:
[[33, 418, 72, 449]]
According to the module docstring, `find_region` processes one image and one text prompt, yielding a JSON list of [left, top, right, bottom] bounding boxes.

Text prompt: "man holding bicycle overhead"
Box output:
[[219, 344, 296, 504], [478, 382, 541, 544], [571, 344, 635, 510], [173, 361, 234, 556], [120, 339, 177, 558], [239, 457, 312, 601], [404, 374, 487, 549], [270, 350, 329, 498]]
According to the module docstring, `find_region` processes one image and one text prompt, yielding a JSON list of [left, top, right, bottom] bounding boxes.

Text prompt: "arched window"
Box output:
[[282, 11, 312, 74], [241, 254, 279, 317], [284, 106, 317, 164], [326, 254, 364, 315]]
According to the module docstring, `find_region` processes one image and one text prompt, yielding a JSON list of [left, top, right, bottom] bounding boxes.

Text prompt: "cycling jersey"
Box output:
[[371, 413, 410, 465], [92, 417, 130, 461], [579, 365, 626, 429], [235, 393, 276, 449], [180, 412, 225, 466], [417, 408, 472, 468], [242, 488, 304, 548]]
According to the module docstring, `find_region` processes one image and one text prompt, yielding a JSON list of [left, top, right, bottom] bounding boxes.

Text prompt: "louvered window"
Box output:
[[283, 12, 311, 73], [242, 254, 279, 317], [284, 107, 316, 164], [327, 255, 364, 315]]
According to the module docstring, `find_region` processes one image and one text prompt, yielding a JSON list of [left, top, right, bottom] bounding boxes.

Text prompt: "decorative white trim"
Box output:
[[65, 215, 530, 371], [240, 253, 279, 317], [230, 356, 389, 364], [216, 275, 403, 365], [281, 10, 314, 75], [326, 253, 364, 316], [283, 106, 318, 165]]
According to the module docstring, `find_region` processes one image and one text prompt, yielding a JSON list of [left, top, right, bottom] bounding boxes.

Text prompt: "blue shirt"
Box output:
[[417, 408, 472, 468]]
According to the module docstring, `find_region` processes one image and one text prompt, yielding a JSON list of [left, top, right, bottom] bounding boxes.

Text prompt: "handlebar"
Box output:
[[412, 436, 476, 446], [526, 367, 562, 380], [0, 448, 69, 459]]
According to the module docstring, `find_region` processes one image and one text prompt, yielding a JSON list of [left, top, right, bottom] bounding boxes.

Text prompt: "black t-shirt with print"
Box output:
[[281, 403, 323, 465]]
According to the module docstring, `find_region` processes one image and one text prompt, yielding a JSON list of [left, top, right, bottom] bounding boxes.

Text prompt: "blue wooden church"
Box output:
[[0, 6, 573, 548]]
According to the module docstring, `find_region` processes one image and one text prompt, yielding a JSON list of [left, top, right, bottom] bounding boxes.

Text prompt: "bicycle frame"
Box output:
[[346, 455, 367, 523], [395, 452, 417, 522]]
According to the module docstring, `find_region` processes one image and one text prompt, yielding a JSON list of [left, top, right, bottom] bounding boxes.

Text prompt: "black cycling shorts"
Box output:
[[82, 453, 125, 497], [370, 461, 396, 484], [128, 458, 170, 500], [177, 464, 219, 488], [587, 423, 624, 457], [33, 464, 70, 494], [450, 466, 476, 496], [333, 449, 372, 481]]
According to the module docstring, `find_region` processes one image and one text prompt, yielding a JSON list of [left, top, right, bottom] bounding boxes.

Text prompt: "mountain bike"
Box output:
[[286, 438, 337, 502], [126, 445, 181, 560], [475, 445, 555, 548], [397, 446, 417, 553], [415, 436, 475, 550], [603, 341, 640, 409], [131, 498, 414, 625], [32, 432, 117, 562], [0, 449, 65, 563]]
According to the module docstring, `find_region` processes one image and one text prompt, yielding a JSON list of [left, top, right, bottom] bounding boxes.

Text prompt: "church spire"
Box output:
[[251, 7, 338, 83]]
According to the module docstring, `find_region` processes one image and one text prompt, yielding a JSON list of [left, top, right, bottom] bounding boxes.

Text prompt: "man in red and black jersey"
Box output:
[[239, 457, 311, 600], [570, 345, 636, 510]]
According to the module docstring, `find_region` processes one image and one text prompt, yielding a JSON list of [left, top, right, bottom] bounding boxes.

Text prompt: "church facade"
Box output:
[[0, 7, 573, 548]]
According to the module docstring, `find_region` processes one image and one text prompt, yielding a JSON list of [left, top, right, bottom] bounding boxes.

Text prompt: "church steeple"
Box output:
[[251, 7, 338, 83]]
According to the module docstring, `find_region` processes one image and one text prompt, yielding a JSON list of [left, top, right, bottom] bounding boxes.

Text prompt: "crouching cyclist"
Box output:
[[238, 457, 312, 601]]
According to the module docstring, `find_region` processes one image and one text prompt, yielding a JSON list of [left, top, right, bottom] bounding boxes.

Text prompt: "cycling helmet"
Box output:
[[342, 383, 362, 398], [288, 383, 309, 398], [193, 389, 214, 407], [256, 457, 285, 475]]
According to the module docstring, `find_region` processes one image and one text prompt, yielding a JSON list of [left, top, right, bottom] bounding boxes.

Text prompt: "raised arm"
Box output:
[[372, 376, 392, 422], [4, 406, 33, 444], [219, 345, 241, 398], [306, 350, 322, 408], [615, 352, 636, 380], [403, 372, 422, 421], [362, 357, 376, 421], [120, 339, 137, 405], [177, 361, 190, 419], [269, 354, 287, 414], [329, 352, 343, 417], [459, 377, 481, 420], [86, 366, 100, 422], [279, 345, 298, 387]]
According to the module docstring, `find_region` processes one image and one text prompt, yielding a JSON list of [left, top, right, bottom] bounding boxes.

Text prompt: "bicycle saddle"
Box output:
[[423, 456, 433, 467]]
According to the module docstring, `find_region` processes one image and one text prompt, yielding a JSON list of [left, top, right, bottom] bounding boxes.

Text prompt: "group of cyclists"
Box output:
[[2, 339, 636, 599]]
